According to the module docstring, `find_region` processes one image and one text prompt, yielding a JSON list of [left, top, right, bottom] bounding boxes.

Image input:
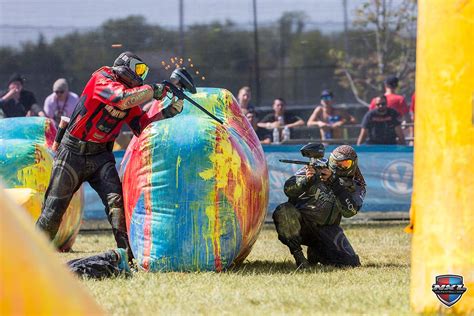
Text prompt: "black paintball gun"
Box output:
[[162, 68, 224, 125], [279, 143, 328, 169]]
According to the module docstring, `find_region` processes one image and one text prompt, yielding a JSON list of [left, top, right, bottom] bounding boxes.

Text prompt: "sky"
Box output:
[[0, 0, 373, 47]]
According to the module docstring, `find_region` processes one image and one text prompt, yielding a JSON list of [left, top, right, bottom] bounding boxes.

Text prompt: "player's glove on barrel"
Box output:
[[151, 83, 166, 100], [162, 98, 184, 118]]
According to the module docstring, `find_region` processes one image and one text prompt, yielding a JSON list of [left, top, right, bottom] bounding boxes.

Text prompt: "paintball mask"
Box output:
[[328, 145, 358, 178], [112, 51, 149, 87]]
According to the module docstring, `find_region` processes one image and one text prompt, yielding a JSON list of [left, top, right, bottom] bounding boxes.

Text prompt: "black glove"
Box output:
[[162, 98, 184, 118], [151, 83, 166, 100]]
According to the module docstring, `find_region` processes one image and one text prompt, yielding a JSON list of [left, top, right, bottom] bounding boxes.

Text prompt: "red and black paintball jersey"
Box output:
[[68, 67, 166, 143]]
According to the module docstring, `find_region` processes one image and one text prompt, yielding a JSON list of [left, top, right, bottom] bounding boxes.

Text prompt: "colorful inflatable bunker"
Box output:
[[121, 88, 269, 271], [0, 117, 83, 251]]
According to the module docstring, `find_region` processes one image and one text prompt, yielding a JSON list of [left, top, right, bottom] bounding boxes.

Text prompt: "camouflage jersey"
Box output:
[[283, 167, 366, 226]]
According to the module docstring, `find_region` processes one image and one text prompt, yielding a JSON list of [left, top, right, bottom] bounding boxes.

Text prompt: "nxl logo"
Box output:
[[432, 274, 467, 307]]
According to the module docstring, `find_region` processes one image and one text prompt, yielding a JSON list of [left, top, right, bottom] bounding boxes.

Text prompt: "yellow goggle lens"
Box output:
[[135, 63, 149, 78], [336, 159, 353, 169]]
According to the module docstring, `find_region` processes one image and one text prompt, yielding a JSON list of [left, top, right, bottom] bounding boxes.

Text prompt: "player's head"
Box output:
[[384, 75, 399, 89], [329, 145, 358, 178], [113, 51, 149, 87], [320, 89, 334, 106], [374, 95, 388, 113]]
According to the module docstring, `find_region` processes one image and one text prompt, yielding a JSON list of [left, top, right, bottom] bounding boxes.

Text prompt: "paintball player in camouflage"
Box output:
[[36, 51, 184, 259], [273, 145, 366, 269]]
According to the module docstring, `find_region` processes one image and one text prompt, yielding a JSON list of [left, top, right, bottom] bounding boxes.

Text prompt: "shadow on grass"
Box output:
[[227, 260, 408, 275], [227, 260, 342, 275], [363, 262, 409, 268]]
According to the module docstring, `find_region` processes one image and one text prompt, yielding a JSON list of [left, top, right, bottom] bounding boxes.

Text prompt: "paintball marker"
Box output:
[[162, 68, 224, 125], [279, 143, 328, 169]]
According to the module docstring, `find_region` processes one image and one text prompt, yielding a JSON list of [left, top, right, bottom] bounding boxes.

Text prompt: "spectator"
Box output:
[[369, 76, 410, 123], [237, 86, 254, 114], [307, 89, 355, 141], [0, 73, 44, 118], [43, 78, 79, 126], [246, 110, 271, 144], [258, 98, 304, 132], [357, 95, 406, 145]]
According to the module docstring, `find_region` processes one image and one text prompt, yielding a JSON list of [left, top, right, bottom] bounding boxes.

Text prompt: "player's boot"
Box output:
[[292, 250, 310, 269]]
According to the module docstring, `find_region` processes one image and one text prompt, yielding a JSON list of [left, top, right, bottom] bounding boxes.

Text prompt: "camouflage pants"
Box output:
[[272, 202, 360, 267], [36, 141, 131, 257]]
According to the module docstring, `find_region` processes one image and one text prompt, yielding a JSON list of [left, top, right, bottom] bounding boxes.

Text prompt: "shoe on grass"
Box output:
[[114, 248, 131, 274], [293, 250, 310, 270]]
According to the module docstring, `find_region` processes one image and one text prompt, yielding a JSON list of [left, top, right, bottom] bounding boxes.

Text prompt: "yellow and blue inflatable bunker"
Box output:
[[0, 117, 83, 251], [121, 88, 269, 271]]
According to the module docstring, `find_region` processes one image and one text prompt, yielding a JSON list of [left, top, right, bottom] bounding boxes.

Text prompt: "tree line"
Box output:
[[0, 2, 416, 107]]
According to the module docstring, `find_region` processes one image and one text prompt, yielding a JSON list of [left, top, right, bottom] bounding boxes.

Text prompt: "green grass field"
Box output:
[[58, 222, 411, 315]]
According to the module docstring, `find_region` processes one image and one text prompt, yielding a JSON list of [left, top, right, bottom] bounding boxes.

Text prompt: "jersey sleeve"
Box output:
[[92, 71, 154, 111], [330, 179, 366, 218], [284, 167, 315, 198], [125, 105, 169, 137]]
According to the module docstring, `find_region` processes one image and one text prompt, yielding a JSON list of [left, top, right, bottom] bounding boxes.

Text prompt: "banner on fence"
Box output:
[[83, 145, 413, 220], [264, 145, 413, 213]]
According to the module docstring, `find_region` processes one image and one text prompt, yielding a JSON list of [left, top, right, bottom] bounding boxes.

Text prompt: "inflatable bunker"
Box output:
[[121, 88, 269, 271], [0, 117, 83, 251]]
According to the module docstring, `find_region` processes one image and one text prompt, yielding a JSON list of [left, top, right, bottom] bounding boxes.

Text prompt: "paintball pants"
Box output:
[[36, 132, 132, 258], [272, 202, 360, 267]]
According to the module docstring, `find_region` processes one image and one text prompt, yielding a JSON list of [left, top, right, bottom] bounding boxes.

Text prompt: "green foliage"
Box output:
[[1, 8, 418, 106], [0, 13, 339, 105], [331, 0, 417, 104]]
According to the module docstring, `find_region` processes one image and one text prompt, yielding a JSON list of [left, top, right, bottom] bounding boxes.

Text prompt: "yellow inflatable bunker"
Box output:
[[0, 187, 103, 315]]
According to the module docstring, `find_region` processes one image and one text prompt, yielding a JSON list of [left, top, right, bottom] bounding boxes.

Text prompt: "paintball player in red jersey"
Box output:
[[36, 51, 184, 259]]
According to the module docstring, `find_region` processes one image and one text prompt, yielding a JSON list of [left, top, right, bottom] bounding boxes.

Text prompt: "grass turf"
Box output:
[[58, 222, 411, 315]]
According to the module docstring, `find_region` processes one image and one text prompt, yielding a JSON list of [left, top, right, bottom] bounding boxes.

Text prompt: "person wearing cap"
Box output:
[[43, 78, 79, 126], [307, 90, 355, 141], [273, 145, 366, 269], [357, 95, 406, 145], [369, 76, 410, 123], [0, 73, 45, 118], [36, 51, 184, 261]]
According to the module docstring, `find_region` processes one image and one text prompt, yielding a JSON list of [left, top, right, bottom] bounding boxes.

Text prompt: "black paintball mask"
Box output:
[[112, 51, 149, 88], [328, 145, 358, 178]]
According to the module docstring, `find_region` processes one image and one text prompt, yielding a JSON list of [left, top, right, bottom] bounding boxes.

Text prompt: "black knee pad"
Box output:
[[272, 202, 295, 222]]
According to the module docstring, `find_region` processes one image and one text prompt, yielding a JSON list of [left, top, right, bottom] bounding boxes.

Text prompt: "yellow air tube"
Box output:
[[0, 187, 103, 315], [410, 0, 474, 313]]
